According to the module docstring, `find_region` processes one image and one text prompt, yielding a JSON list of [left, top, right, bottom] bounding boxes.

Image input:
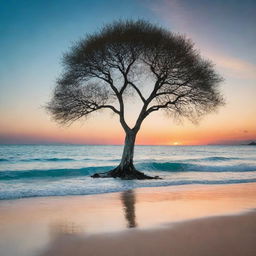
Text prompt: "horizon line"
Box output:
[[0, 142, 254, 146]]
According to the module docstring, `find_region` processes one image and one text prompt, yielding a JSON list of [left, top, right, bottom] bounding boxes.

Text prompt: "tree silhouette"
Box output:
[[47, 20, 224, 179]]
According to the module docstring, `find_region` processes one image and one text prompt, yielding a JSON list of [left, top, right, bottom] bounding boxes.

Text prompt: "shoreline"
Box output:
[[0, 183, 256, 256], [1, 180, 256, 201]]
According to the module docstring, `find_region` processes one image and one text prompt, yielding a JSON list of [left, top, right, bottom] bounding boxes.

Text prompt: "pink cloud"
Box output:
[[143, 0, 256, 79]]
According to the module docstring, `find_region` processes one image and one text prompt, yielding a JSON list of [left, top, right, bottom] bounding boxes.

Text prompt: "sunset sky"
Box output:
[[0, 0, 255, 145]]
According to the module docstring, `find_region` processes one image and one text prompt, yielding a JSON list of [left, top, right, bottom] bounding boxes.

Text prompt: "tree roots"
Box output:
[[91, 165, 161, 180]]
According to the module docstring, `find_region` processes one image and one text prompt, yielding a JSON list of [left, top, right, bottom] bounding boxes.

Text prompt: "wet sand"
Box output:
[[39, 211, 256, 256], [0, 183, 256, 256]]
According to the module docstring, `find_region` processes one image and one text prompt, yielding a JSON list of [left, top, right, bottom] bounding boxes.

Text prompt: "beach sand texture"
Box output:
[[0, 183, 255, 256], [40, 211, 256, 256]]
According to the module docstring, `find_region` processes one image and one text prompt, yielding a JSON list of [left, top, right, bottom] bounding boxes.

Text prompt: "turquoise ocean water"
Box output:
[[0, 144, 255, 200]]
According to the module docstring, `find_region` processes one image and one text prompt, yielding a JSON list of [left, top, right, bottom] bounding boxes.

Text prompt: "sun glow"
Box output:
[[173, 142, 181, 146]]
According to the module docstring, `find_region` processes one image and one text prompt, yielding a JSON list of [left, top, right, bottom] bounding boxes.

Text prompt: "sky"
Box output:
[[0, 0, 255, 145]]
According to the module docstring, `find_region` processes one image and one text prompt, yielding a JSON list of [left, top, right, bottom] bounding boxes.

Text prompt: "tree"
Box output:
[[47, 20, 224, 179]]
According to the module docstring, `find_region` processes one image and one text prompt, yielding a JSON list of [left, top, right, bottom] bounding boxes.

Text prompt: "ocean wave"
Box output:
[[0, 166, 112, 180], [137, 161, 256, 173], [46, 157, 240, 163], [1, 161, 256, 180], [0, 158, 9, 162], [0, 156, 248, 164], [1, 178, 256, 200], [0, 157, 121, 163], [192, 156, 240, 161], [0, 157, 77, 162], [23, 157, 75, 162], [138, 162, 187, 171]]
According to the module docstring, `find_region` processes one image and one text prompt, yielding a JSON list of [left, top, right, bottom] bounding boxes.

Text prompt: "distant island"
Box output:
[[248, 141, 256, 145]]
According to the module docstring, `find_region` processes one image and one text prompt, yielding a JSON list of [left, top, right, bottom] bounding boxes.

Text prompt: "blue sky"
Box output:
[[0, 0, 255, 144], [0, 0, 157, 115]]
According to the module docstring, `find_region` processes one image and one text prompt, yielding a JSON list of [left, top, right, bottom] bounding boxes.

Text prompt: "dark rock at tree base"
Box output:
[[91, 173, 101, 178], [91, 167, 161, 180], [248, 141, 256, 145]]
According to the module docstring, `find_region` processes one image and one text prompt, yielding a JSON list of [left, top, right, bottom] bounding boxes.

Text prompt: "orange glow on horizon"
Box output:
[[1, 125, 255, 145], [0, 99, 255, 145]]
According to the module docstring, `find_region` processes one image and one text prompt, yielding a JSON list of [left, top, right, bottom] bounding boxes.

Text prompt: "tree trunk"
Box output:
[[91, 130, 160, 180], [119, 130, 136, 170]]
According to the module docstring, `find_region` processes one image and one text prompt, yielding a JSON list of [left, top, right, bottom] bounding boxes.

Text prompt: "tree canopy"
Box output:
[[47, 20, 224, 130]]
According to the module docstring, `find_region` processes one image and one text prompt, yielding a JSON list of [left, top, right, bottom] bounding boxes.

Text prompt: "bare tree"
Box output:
[[47, 20, 224, 179]]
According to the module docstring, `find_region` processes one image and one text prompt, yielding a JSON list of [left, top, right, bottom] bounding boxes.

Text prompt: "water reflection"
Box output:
[[121, 190, 137, 228]]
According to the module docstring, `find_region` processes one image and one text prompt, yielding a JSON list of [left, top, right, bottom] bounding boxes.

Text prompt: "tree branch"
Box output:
[[127, 81, 146, 103], [98, 105, 120, 114], [119, 58, 136, 95], [146, 94, 186, 115]]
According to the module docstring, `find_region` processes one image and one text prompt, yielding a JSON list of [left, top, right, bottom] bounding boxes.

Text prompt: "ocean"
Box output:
[[0, 144, 255, 200]]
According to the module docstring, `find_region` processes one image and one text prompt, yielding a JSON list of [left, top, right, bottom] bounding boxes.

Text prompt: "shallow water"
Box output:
[[0, 144, 255, 199]]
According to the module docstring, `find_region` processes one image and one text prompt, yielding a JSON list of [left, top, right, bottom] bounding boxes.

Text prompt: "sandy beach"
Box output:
[[39, 210, 256, 256], [0, 183, 256, 256]]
